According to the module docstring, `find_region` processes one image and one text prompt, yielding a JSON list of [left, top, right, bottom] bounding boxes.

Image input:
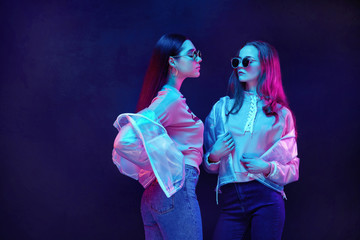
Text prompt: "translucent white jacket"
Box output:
[[204, 95, 300, 201]]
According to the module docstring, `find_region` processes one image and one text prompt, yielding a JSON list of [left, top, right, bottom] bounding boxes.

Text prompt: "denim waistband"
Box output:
[[185, 164, 200, 175]]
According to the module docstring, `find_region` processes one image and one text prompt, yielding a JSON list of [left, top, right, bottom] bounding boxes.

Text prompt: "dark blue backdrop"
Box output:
[[1, 0, 359, 239]]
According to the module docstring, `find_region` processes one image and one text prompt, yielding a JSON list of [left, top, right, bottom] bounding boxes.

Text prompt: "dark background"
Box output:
[[1, 0, 359, 239]]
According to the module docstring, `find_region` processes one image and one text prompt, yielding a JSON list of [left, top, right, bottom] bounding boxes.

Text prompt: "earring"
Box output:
[[173, 68, 178, 76]]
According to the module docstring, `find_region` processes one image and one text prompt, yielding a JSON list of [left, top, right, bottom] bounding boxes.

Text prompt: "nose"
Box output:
[[195, 56, 202, 63]]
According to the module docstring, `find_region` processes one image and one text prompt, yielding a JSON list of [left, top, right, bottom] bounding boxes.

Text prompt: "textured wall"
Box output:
[[1, 0, 359, 239]]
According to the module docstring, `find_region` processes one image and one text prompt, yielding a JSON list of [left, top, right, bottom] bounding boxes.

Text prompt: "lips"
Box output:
[[238, 71, 245, 75]]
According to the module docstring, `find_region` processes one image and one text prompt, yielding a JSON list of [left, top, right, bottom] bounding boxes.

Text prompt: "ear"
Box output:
[[168, 57, 176, 67]]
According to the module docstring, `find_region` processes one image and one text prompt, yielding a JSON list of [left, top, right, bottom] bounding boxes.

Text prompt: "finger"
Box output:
[[223, 141, 233, 150], [225, 145, 234, 154], [243, 153, 258, 159], [241, 154, 255, 161], [247, 165, 254, 171], [226, 139, 235, 146], [220, 132, 229, 139], [228, 142, 235, 149], [223, 148, 231, 155], [217, 133, 226, 142], [226, 137, 234, 145], [226, 136, 234, 144], [222, 133, 231, 142], [241, 158, 250, 163]]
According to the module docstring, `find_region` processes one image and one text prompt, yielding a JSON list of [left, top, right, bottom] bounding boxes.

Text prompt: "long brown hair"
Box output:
[[136, 33, 188, 112]]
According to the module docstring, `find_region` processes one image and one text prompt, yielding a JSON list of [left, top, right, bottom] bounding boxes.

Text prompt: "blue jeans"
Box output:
[[213, 181, 285, 240], [141, 165, 203, 240]]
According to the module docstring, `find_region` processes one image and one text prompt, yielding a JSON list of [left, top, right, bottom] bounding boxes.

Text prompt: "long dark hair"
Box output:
[[136, 33, 188, 112], [227, 41, 292, 124]]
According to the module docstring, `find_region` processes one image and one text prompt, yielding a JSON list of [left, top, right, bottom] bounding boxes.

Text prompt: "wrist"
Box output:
[[208, 153, 220, 163], [263, 162, 271, 176]]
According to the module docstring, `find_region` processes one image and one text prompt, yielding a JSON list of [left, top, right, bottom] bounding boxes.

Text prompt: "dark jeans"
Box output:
[[141, 165, 202, 240], [213, 181, 285, 240]]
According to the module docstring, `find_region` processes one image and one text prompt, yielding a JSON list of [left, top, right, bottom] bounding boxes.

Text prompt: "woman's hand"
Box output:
[[208, 132, 235, 163], [241, 154, 271, 175]]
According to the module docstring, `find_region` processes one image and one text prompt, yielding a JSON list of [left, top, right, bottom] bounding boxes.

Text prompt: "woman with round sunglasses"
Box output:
[[203, 41, 299, 239], [112, 33, 203, 239]]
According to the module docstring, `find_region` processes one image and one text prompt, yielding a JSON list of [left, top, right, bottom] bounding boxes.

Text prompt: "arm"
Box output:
[[113, 112, 155, 171], [240, 111, 299, 186], [203, 106, 221, 173], [261, 111, 300, 186], [209, 132, 235, 163], [267, 156, 299, 186], [203, 98, 234, 173], [112, 111, 185, 197]]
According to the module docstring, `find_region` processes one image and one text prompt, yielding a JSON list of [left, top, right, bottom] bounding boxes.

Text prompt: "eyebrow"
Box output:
[[238, 56, 256, 60]]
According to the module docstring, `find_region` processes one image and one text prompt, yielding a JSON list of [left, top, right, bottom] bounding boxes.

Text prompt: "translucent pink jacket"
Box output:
[[112, 109, 185, 198]]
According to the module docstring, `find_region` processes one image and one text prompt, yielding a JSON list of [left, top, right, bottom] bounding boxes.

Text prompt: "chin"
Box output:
[[238, 75, 250, 82], [190, 72, 200, 78]]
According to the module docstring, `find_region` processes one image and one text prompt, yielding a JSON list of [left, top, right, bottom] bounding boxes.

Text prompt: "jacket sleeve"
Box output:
[[112, 111, 156, 171], [261, 110, 300, 186], [203, 101, 221, 173], [112, 110, 185, 197]]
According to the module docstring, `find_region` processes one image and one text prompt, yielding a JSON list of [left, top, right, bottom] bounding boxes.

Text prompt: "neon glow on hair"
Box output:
[[136, 34, 188, 112], [227, 41, 295, 128]]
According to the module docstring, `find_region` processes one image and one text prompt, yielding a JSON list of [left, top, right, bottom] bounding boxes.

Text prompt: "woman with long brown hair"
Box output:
[[204, 41, 299, 240]]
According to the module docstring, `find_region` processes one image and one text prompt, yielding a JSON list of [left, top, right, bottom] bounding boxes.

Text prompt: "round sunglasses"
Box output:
[[231, 57, 256, 68]]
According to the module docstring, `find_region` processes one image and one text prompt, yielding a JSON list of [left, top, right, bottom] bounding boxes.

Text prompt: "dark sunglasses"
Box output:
[[173, 50, 202, 62], [231, 57, 256, 68]]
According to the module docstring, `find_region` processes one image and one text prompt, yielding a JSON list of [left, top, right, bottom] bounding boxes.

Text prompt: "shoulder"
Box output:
[[206, 96, 231, 123], [276, 104, 294, 124], [212, 96, 231, 111], [277, 104, 291, 116], [218, 96, 230, 104], [155, 86, 182, 101], [150, 86, 184, 109]]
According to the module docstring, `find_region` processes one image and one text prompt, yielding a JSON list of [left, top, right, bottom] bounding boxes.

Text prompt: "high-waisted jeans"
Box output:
[[213, 181, 285, 240], [141, 165, 203, 240]]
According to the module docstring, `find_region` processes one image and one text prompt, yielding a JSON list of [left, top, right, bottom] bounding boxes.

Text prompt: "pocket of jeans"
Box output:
[[184, 166, 198, 201], [185, 166, 199, 182], [150, 194, 175, 214]]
